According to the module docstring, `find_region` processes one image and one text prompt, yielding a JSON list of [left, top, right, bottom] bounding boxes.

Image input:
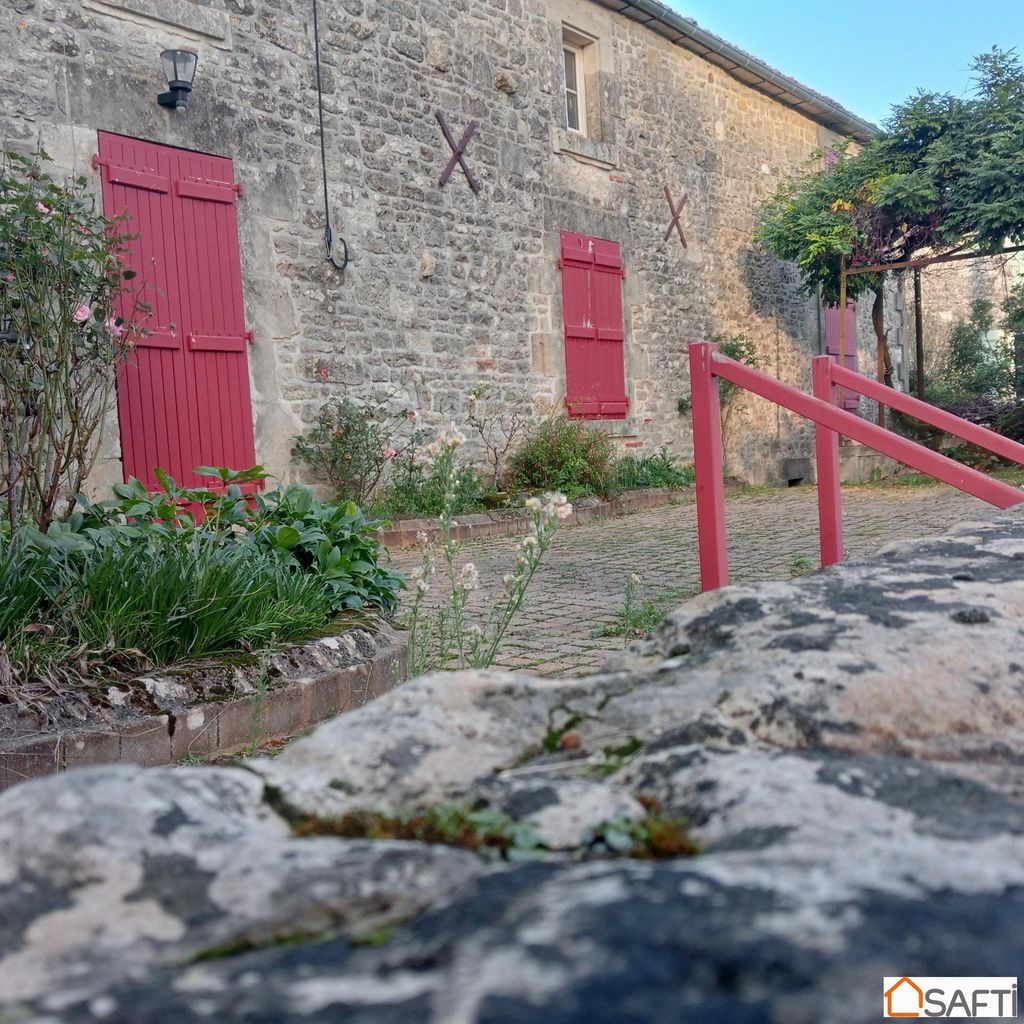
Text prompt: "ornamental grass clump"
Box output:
[[64, 533, 332, 665], [404, 429, 571, 675]]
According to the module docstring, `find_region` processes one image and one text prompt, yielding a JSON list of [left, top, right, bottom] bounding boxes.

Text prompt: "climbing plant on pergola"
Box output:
[[755, 47, 1024, 414]]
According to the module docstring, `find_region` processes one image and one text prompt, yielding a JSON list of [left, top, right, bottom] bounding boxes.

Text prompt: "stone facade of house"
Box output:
[[1, 0, 1011, 491]]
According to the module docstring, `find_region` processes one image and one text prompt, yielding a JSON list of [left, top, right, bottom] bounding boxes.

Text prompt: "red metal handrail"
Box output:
[[689, 341, 1024, 591]]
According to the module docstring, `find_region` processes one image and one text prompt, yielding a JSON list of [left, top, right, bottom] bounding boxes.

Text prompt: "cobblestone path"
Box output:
[[390, 483, 991, 678]]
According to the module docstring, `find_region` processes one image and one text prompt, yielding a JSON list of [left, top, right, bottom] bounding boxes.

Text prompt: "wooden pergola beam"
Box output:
[[844, 243, 1024, 277]]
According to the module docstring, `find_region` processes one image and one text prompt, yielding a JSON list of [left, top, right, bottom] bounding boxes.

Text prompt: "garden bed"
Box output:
[[0, 622, 406, 791]]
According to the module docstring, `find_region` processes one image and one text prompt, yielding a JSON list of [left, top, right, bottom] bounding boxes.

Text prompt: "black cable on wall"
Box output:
[[312, 0, 349, 273]]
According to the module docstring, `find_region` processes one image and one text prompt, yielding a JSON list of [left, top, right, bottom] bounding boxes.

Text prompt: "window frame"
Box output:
[[562, 42, 587, 136]]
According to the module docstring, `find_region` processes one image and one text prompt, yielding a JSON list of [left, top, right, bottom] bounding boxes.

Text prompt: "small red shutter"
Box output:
[[824, 302, 859, 412], [559, 232, 629, 419], [98, 132, 256, 490]]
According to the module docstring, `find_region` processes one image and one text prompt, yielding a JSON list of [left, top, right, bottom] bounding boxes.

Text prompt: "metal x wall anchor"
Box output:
[[436, 111, 480, 194], [663, 185, 688, 248]]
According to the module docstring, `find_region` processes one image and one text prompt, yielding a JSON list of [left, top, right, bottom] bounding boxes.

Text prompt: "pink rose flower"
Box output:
[[4, 273, 14, 283], [35, 202, 51, 215], [105, 317, 124, 338], [73, 304, 92, 324], [383, 447, 397, 461]]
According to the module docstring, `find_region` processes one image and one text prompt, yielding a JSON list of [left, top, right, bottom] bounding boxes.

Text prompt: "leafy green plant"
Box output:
[[290, 396, 413, 504], [0, 149, 144, 532], [615, 448, 694, 490], [507, 415, 617, 499], [68, 465, 402, 614]]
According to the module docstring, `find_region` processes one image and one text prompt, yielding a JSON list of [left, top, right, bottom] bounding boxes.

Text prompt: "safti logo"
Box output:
[[883, 977, 1018, 1018]]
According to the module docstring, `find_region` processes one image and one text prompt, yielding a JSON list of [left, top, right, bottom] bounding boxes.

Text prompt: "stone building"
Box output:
[[0, 0, 1007, 490]]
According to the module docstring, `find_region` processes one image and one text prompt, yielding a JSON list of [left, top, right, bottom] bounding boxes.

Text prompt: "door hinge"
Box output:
[[233, 182, 244, 197], [244, 329, 255, 345]]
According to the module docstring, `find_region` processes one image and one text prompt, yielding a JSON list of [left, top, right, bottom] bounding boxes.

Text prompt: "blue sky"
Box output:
[[670, 0, 1024, 127]]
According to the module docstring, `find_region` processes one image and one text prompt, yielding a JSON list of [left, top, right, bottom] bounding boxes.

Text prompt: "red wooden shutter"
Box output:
[[559, 232, 629, 419], [97, 132, 256, 490], [824, 301, 859, 412]]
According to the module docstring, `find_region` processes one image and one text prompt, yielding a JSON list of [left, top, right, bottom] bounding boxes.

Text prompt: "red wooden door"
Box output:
[[824, 301, 859, 412], [559, 232, 629, 419], [97, 132, 255, 489]]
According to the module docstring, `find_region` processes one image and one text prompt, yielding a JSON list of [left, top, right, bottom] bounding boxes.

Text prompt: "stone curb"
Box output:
[[380, 487, 691, 549], [0, 628, 408, 792], [379, 483, 756, 549]]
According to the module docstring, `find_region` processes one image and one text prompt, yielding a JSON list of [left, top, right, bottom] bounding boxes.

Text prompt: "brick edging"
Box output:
[[380, 487, 695, 549], [0, 627, 408, 791]]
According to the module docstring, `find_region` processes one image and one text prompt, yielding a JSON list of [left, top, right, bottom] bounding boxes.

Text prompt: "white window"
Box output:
[[562, 43, 586, 135]]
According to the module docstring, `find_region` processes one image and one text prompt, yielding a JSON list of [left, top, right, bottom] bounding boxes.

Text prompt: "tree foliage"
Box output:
[[756, 48, 1024, 304]]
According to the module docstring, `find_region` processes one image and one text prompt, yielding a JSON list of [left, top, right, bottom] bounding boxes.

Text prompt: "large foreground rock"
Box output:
[[2, 510, 1024, 1022]]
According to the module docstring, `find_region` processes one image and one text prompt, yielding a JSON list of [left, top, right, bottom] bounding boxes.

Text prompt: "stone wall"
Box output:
[[3, 508, 1024, 1020], [2, 0, 1014, 490]]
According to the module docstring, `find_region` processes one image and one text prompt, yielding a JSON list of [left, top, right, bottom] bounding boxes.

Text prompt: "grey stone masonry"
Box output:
[[1, 0, 1016, 491]]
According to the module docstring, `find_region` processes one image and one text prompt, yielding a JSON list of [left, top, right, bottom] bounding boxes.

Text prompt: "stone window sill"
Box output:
[[552, 128, 620, 171]]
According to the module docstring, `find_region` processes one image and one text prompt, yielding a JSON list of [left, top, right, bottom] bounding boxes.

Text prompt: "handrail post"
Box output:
[[812, 355, 844, 566], [689, 342, 728, 590]]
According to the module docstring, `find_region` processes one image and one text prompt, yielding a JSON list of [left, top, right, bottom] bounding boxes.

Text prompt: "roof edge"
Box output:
[[589, 0, 879, 142]]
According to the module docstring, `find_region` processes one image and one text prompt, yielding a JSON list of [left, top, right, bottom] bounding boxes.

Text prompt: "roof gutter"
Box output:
[[590, 0, 878, 141]]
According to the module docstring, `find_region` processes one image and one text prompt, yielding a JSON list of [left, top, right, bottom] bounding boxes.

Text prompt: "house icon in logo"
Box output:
[[885, 977, 925, 1018]]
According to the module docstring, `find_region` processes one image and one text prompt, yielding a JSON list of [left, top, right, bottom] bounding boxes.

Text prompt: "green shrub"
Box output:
[[935, 300, 1014, 403], [507, 416, 617, 498], [290, 396, 412, 504], [615, 448, 694, 490], [374, 442, 486, 518]]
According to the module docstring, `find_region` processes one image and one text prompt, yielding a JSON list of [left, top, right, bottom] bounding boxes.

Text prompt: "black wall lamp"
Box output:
[[158, 49, 198, 109]]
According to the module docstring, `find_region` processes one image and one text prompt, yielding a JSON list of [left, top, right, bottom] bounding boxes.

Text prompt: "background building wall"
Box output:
[[2, 0, 1014, 494]]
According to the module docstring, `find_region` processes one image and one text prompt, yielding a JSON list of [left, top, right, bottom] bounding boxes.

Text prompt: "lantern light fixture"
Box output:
[[157, 49, 198, 110]]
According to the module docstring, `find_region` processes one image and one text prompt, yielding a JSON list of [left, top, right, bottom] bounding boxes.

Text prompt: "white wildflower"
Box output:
[[459, 562, 479, 590], [467, 624, 483, 639], [524, 497, 542, 511], [520, 535, 539, 552], [554, 501, 573, 520], [416, 579, 430, 595]]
